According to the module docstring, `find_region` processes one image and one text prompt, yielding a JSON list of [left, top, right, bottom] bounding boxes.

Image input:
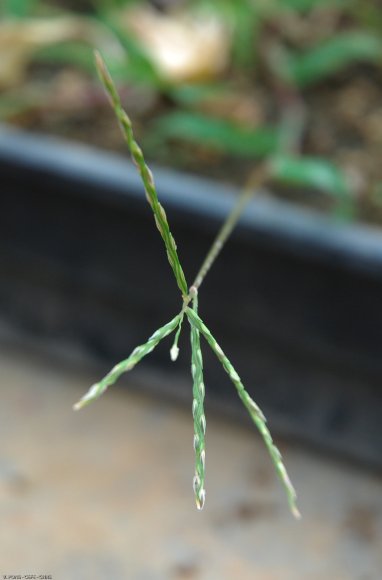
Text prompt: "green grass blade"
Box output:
[[151, 112, 280, 158], [270, 155, 349, 197], [186, 307, 300, 519], [270, 154, 354, 219], [189, 293, 206, 510], [95, 50, 188, 298], [34, 42, 95, 72], [287, 32, 382, 87], [74, 313, 182, 410]]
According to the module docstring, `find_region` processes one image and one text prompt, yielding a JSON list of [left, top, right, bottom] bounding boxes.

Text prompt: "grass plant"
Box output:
[[74, 51, 300, 518]]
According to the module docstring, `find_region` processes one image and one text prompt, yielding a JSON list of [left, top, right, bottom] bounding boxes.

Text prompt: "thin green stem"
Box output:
[[95, 51, 188, 299], [186, 307, 300, 519], [191, 165, 267, 293], [74, 313, 182, 410]]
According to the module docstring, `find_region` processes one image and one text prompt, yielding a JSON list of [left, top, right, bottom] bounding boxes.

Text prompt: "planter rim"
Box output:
[[2, 124, 382, 468], [2, 124, 382, 275]]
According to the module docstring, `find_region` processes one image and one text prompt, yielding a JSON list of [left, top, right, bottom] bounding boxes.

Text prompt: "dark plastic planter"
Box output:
[[1, 126, 381, 467]]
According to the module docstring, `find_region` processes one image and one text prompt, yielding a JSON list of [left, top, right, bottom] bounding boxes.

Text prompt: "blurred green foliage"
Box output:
[[152, 112, 280, 157], [270, 155, 348, 197], [270, 155, 353, 218], [2, 0, 37, 18], [1, 0, 381, 218], [284, 32, 382, 87]]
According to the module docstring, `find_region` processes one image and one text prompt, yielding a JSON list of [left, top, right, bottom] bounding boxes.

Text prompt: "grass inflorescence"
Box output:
[[189, 291, 206, 510], [74, 51, 300, 518]]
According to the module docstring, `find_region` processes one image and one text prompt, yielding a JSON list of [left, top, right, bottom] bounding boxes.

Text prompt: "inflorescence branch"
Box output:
[[74, 51, 300, 519]]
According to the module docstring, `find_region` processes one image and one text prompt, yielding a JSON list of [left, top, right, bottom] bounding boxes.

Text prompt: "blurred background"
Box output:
[[1, 0, 382, 578], [2, 0, 382, 216]]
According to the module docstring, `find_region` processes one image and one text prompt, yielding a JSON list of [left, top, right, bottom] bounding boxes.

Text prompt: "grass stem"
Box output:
[[191, 165, 267, 293]]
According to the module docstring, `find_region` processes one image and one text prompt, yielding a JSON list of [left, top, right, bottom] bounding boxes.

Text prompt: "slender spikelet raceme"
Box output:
[[94, 51, 188, 299], [74, 314, 182, 410], [186, 307, 300, 519], [189, 291, 206, 510]]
